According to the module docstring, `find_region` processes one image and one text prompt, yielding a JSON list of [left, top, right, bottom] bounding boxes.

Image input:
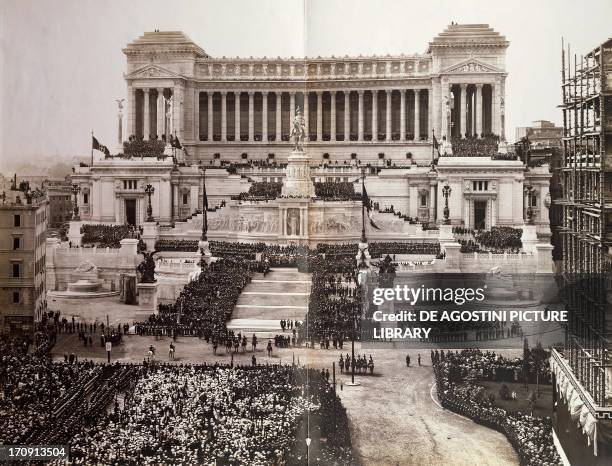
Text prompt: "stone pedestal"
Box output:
[[438, 224, 454, 243], [535, 243, 554, 273], [442, 242, 462, 272], [119, 238, 139, 256], [141, 222, 158, 251], [68, 221, 83, 247], [521, 224, 538, 254], [281, 149, 315, 198], [198, 239, 212, 265], [137, 282, 159, 313]]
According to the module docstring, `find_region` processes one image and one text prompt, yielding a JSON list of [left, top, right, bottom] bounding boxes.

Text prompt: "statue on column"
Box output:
[[290, 106, 306, 151]]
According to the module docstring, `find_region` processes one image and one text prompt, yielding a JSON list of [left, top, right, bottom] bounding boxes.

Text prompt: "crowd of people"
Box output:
[[433, 349, 560, 466], [135, 258, 253, 344], [313, 181, 361, 201], [456, 226, 523, 253], [154, 239, 199, 252], [305, 255, 362, 343], [81, 224, 141, 248], [61, 364, 352, 465], [233, 181, 283, 201], [449, 135, 500, 157]]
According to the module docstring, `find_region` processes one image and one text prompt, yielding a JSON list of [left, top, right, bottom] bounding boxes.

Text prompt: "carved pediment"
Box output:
[[442, 58, 503, 75], [126, 65, 182, 80]]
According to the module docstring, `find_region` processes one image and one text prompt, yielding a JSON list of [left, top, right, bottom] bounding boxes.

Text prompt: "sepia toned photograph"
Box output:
[[1, 0, 611, 464]]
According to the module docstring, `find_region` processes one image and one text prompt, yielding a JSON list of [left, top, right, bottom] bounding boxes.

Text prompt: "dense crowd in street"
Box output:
[[434, 349, 560, 466], [305, 254, 362, 344], [135, 258, 252, 343], [62, 364, 353, 465]]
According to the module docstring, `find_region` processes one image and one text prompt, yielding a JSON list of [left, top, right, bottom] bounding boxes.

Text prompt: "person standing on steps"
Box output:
[[406, 354, 411, 367]]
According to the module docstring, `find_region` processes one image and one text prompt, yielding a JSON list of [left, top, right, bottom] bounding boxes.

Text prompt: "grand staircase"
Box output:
[[226, 268, 311, 339]]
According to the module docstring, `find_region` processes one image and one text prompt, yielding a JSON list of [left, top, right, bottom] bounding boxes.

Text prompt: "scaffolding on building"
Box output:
[[559, 37, 612, 407]]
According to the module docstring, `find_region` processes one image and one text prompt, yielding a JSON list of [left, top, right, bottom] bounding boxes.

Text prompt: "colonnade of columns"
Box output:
[[128, 87, 177, 141], [197, 89, 430, 143], [441, 82, 502, 139]]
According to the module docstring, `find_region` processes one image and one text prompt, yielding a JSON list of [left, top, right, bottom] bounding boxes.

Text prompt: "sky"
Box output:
[[1, 0, 611, 168]]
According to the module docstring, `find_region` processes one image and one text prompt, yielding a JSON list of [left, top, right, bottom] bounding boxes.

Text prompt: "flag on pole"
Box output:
[[202, 172, 208, 210], [432, 134, 440, 154], [92, 135, 111, 157], [362, 185, 380, 230]]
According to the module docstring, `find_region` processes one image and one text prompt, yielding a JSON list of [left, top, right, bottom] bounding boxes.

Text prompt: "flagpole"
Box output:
[[361, 167, 366, 243], [91, 130, 94, 166]]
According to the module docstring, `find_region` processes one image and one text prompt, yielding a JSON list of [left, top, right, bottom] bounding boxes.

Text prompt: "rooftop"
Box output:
[[428, 24, 508, 52], [124, 31, 209, 58]]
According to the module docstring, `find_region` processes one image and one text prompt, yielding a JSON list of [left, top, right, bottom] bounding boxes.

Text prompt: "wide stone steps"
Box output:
[[227, 268, 310, 331]]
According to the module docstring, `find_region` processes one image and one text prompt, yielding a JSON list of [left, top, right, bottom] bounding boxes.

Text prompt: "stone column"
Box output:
[[330, 91, 337, 141], [500, 79, 506, 140], [235, 92, 241, 141], [414, 89, 421, 141], [316, 91, 323, 141], [262, 92, 268, 142], [156, 88, 164, 138], [429, 182, 436, 222], [460, 84, 467, 138], [358, 90, 364, 141], [276, 92, 282, 140], [385, 90, 392, 141], [400, 89, 406, 141], [248, 92, 254, 141], [475, 84, 483, 138], [221, 92, 227, 141], [492, 83, 498, 136], [303, 92, 309, 140], [344, 91, 350, 140], [427, 87, 432, 140], [143, 89, 151, 140], [372, 90, 378, 140], [289, 92, 295, 122], [127, 86, 136, 138], [193, 89, 199, 141], [207, 92, 213, 141]]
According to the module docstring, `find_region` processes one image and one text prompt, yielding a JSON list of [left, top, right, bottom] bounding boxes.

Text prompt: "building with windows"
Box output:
[[515, 120, 563, 148], [550, 37, 612, 465], [70, 24, 550, 242], [0, 189, 47, 334], [44, 177, 73, 228], [122, 23, 509, 164]]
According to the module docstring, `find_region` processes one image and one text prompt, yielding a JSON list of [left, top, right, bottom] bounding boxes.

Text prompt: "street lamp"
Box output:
[[144, 184, 155, 222], [71, 184, 81, 220], [305, 437, 311, 465], [524, 184, 535, 225], [442, 184, 452, 225]]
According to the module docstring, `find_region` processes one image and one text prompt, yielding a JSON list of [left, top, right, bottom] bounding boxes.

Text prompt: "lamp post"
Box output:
[[71, 184, 81, 220], [144, 184, 155, 222], [524, 184, 535, 225], [442, 184, 451, 225], [305, 437, 311, 465]]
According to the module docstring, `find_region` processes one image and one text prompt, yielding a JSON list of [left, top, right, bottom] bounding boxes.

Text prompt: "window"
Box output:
[[83, 193, 89, 204], [182, 194, 188, 205], [123, 180, 138, 190], [13, 237, 20, 250], [472, 181, 489, 192], [420, 194, 428, 207], [14, 214, 21, 227], [12, 263, 20, 278], [12, 291, 20, 304]]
